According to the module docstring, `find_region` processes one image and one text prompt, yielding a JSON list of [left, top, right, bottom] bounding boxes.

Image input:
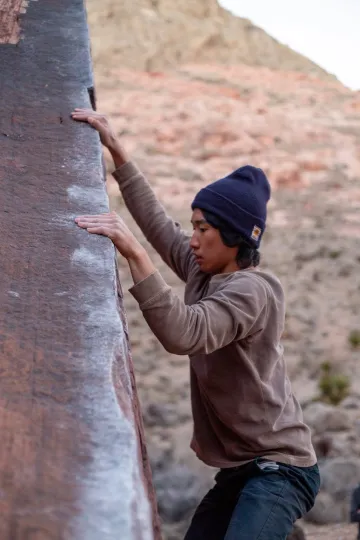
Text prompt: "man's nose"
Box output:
[[190, 231, 200, 249]]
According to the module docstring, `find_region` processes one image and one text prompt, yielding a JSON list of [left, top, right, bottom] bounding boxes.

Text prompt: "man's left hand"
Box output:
[[75, 211, 144, 260]]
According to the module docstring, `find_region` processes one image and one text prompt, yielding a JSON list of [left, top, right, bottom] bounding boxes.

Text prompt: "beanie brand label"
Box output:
[[251, 225, 262, 241]]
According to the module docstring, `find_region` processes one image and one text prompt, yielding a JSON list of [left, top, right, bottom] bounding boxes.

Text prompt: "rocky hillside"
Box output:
[[86, 0, 335, 80], [84, 2, 360, 539]]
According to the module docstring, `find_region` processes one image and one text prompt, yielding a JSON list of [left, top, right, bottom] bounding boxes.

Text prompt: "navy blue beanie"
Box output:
[[191, 165, 271, 248]]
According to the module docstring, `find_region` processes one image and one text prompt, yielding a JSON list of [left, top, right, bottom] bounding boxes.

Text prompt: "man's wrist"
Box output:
[[127, 247, 156, 284], [108, 137, 129, 168], [127, 245, 148, 263]]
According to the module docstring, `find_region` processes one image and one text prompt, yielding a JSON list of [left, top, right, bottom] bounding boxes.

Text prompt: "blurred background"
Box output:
[[84, 1, 360, 538]]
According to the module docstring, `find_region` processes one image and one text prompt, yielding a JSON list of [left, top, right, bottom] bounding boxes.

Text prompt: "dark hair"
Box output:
[[202, 210, 260, 270]]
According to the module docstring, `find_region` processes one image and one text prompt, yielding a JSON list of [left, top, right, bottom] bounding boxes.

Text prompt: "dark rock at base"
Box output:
[[153, 463, 205, 523], [287, 524, 306, 540]]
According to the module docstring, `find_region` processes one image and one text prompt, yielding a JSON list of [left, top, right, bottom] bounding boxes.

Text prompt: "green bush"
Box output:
[[328, 250, 342, 259], [318, 362, 350, 406], [348, 330, 360, 349]]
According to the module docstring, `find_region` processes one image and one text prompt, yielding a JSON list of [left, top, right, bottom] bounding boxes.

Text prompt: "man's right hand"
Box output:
[[71, 108, 129, 167], [71, 108, 117, 148]]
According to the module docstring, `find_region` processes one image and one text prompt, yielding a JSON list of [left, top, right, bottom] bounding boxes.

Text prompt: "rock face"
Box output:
[[86, 0, 336, 80], [0, 1, 159, 539]]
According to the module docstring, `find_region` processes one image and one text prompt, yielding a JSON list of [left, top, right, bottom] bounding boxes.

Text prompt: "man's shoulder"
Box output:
[[224, 269, 283, 295], [206, 269, 282, 304]]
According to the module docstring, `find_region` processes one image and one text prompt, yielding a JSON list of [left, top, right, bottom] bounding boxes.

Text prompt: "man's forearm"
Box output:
[[108, 137, 130, 169], [127, 248, 157, 285]]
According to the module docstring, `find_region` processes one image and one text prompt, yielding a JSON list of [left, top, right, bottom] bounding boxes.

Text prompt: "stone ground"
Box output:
[[303, 522, 356, 539]]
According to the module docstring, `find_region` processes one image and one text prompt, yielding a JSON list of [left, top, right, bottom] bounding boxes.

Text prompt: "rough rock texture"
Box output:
[[0, 1, 159, 538], [0, 0, 35, 44], [86, 0, 336, 81]]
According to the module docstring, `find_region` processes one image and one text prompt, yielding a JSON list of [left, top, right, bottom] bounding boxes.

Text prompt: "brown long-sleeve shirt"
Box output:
[[113, 162, 316, 468]]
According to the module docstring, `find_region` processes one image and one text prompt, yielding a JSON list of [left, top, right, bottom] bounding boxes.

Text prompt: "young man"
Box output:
[[71, 108, 320, 539]]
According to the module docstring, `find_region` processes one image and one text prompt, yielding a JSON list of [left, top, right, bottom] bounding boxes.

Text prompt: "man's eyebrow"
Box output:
[[190, 219, 208, 225]]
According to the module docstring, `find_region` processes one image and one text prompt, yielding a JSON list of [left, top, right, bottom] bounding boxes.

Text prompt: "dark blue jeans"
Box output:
[[184, 458, 320, 540]]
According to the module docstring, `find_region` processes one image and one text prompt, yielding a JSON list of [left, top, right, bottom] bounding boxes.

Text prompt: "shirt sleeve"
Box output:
[[129, 271, 268, 356], [113, 162, 194, 283]]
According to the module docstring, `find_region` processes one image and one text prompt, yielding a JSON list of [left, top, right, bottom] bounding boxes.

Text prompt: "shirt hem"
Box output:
[[190, 444, 317, 469]]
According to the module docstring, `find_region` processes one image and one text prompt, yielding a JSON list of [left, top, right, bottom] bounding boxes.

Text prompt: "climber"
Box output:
[[71, 108, 320, 540], [351, 483, 360, 540]]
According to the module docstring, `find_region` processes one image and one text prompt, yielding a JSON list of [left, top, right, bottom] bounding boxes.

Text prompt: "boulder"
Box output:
[[341, 395, 360, 409], [153, 463, 205, 523], [306, 491, 344, 524], [306, 457, 360, 524], [144, 402, 191, 427], [287, 524, 306, 540], [303, 402, 351, 434], [320, 457, 360, 501]]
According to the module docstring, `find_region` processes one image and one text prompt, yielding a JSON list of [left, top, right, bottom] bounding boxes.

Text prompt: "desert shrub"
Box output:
[[328, 249, 342, 259], [348, 330, 360, 349], [318, 362, 350, 406]]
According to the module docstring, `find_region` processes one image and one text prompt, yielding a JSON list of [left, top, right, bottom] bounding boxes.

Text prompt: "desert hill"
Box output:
[[86, 0, 336, 81]]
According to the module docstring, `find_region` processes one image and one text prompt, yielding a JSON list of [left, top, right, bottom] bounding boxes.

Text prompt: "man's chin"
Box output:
[[195, 257, 216, 274], [198, 261, 212, 274]]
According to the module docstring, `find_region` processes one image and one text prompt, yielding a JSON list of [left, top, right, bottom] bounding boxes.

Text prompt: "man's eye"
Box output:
[[199, 227, 207, 233]]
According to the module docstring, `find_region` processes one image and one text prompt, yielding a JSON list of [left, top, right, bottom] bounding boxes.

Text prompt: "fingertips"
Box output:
[[71, 112, 87, 120], [71, 115, 85, 122]]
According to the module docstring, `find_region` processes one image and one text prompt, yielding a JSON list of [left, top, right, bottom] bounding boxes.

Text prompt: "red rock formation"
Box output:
[[0, 0, 30, 44], [0, 1, 160, 538]]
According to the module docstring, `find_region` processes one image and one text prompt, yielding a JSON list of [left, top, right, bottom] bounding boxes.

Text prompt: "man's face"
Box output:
[[190, 208, 239, 275]]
